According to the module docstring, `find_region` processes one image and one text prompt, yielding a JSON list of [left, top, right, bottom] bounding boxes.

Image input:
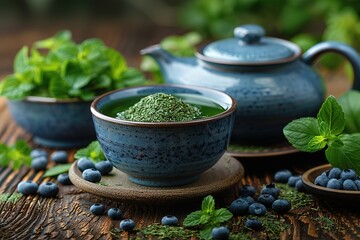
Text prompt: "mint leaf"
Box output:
[[212, 208, 233, 223], [199, 226, 213, 240], [74, 141, 105, 162], [339, 90, 360, 133], [201, 195, 215, 214], [183, 210, 204, 227], [317, 95, 345, 136], [325, 133, 360, 174], [43, 163, 72, 177], [14, 47, 29, 73], [283, 117, 321, 152], [307, 135, 327, 151]]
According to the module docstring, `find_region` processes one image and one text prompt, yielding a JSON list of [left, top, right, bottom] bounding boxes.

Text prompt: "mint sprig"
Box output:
[[0, 140, 31, 170], [183, 195, 232, 240], [0, 30, 147, 100], [283, 95, 360, 174], [74, 140, 105, 162]]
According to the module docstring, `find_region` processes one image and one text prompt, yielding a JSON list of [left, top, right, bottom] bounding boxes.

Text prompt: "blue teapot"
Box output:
[[141, 25, 360, 143]]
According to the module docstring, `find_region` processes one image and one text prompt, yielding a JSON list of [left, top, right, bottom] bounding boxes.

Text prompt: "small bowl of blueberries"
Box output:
[[302, 164, 360, 205]]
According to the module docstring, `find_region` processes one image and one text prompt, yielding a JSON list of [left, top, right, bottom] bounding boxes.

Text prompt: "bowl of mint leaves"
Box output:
[[283, 92, 360, 204], [0, 31, 147, 148]]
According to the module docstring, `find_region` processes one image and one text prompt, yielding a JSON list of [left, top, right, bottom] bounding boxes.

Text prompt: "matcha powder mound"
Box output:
[[116, 93, 202, 122]]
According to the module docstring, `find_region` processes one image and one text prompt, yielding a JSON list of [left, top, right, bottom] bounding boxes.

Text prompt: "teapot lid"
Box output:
[[198, 25, 301, 65]]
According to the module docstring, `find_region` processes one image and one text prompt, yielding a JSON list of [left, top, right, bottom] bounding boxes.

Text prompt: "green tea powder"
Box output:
[[116, 93, 202, 122]]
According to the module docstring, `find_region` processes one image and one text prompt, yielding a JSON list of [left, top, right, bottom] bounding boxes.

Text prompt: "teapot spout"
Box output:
[[140, 44, 175, 64]]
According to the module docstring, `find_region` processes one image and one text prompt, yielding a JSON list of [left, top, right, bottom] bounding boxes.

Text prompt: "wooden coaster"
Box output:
[[69, 154, 244, 203]]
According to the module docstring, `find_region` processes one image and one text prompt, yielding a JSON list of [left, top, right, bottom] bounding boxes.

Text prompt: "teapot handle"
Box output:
[[302, 41, 360, 90]]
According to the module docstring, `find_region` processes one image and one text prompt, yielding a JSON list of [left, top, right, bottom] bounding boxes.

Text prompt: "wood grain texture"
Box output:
[[1, 21, 360, 240]]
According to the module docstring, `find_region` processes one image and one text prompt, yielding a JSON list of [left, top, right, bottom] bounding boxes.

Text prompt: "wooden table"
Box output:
[[1, 21, 360, 240]]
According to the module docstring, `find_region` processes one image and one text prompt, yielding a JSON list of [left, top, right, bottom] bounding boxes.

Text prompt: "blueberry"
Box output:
[[95, 161, 113, 175], [229, 198, 249, 216], [314, 172, 329, 187], [257, 194, 275, 208], [248, 203, 267, 216], [17, 180, 38, 195], [272, 199, 291, 214], [342, 179, 358, 191], [38, 182, 59, 198], [82, 169, 102, 183], [120, 219, 135, 231], [107, 207, 122, 220], [327, 168, 342, 179], [76, 157, 95, 172], [211, 226, 230, 240], [287, 175, 302, 187], [326, 178, 342, 189], [90, 203, 105, 215], [57, 173, 72, 185], [245, 218, 262, 231], [261, 183, 280, 199], [50, 151, 68, 164], [161, 215, 179, 226], [295, 180, 305, 192], [239, 185, 256, 197], [340, 169, 357, 180], [31, 156, 48, 171], [238, 195, 255, 205], [354, 180, 360, 190], [30, 149, 47, 159], [274, 169, 292, 183]]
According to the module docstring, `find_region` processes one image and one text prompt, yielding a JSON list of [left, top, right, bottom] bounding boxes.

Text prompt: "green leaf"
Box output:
[[14, 47, 29, 73], [49, 76, 70, 98], [34, 30, 72, 50], [74, 141, 105, 162], [199, 226, 213, 240], [307, 135, 327, 151], [317, 95, 345, 136], [212, 208, 233, 223], [201, 195, 215, 214], [325, 133, 360, 174], [339, 90, 360, 133], [106, 48, 127, 80], [183, 210, 205, 227], [43, 163, 72, 177], [2, 140, 32, 170], [0, 144, 10, 167], [283, 117, 321, 152]]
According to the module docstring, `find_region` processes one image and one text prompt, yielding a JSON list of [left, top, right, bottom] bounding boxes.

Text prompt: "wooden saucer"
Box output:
[[69, 154, 244, 203], [302, 164, 360, 204]]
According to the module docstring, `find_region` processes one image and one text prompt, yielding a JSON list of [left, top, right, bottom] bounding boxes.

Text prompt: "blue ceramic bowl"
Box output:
[[8, 97, 96, 148], [91, 85, 237, 187]]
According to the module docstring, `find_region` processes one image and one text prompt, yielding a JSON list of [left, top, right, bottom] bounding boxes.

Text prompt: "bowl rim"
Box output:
[[9, 96, 90, 103], [90, 84, 237, 127]]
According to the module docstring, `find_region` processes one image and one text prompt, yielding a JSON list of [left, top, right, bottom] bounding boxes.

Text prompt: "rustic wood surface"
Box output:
[[1, 20, 360, 240]]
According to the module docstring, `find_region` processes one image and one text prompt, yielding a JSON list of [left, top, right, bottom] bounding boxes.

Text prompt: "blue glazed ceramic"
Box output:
[[141, 24, 360, 143], [91, 85, 236, 187], [8, 97, 96, 148]]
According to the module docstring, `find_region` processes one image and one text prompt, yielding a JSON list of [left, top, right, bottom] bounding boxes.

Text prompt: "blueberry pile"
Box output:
[[76, 157, 113, 183], [314, 167, 360, 191], [16, 148, 75, 198], [229, 183, 291, 231], [274, 169, 305, 192]]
